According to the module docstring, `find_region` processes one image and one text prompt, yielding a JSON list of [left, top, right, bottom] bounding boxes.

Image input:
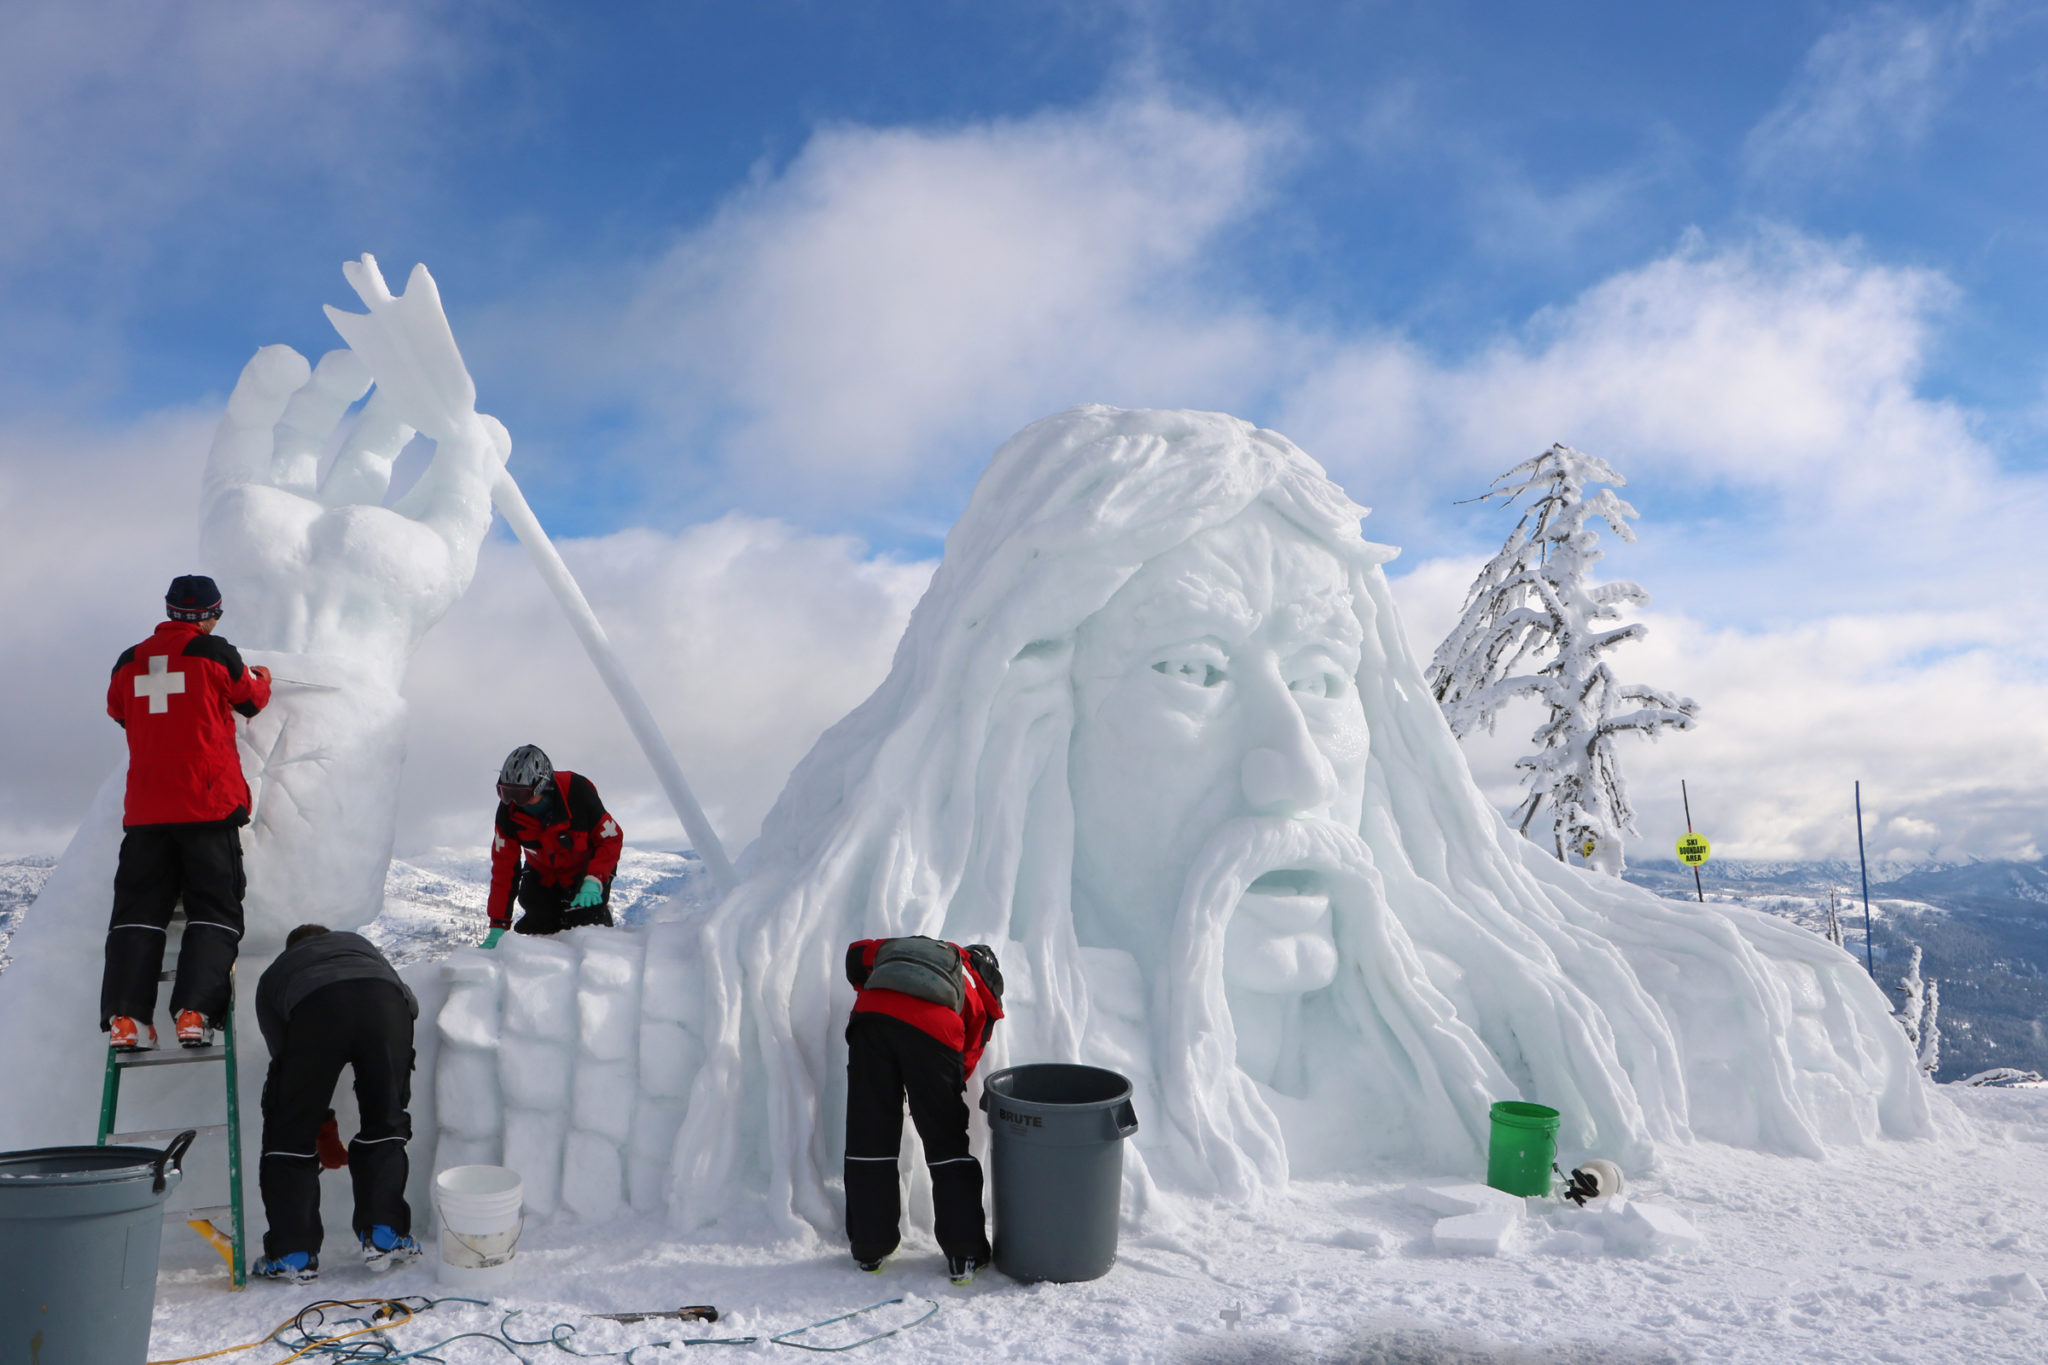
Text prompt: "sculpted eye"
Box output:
[[1153, 659, 1226, 687], [1289, 671, 1348, 698]]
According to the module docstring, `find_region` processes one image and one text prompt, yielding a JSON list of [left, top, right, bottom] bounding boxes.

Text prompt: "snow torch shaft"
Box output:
[[489, 467, 736, 894]]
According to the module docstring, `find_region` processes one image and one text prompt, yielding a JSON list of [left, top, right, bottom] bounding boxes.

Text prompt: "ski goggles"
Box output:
[[497, 781, 545, 808]]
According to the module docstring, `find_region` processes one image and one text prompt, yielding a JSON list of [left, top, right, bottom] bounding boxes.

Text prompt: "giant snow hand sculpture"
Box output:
[[204, 257, 507, 953], [0, 257, 505, 1152]]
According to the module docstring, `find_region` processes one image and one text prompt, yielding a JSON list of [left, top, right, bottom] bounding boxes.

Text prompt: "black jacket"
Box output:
[[254, 931, 418, 1057]]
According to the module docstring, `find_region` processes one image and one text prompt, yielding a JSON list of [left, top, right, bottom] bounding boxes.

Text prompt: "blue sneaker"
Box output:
[[252, 1251, 318, 1283], [360, 1224, 423, 1272]]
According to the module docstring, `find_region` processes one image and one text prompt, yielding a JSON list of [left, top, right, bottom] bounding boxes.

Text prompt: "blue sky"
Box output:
[[6, 0, 2048, 865]]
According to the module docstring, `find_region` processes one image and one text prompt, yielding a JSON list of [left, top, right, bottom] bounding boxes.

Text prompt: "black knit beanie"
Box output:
[[165, 574, 224, 622]]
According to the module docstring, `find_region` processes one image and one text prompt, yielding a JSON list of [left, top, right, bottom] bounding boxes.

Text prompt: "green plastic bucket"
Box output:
[[1485, 1101, 1560, 1197]]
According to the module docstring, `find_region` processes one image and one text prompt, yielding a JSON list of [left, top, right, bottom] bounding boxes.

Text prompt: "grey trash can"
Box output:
[[979, 1064, 1138, 1283], [0, 1131, 193, 1365]]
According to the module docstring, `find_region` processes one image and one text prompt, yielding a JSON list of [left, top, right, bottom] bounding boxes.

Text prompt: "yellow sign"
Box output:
[[1676, 833, 1711, 866], [1580, 838, 1597, 858]]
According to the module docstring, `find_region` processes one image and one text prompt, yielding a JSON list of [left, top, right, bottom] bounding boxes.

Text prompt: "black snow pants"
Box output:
[[99, 823, 245, 1029], [843, 1012, 990, 1265], [259, 979, 415, 1258], [511, 870, 613, 935]]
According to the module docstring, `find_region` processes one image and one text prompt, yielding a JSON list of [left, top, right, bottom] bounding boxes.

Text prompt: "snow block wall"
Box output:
[[427, 405, 1954, 1245], [432, 929, 676, 1225]]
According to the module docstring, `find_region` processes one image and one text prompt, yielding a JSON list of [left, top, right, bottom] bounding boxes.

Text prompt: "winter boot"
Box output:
[[854, 1251, 890, 1274], [361, 1225, 423, 1272], [108, 1016, 157, 1052], [252, 1251, 319, 1283], [946, 1253, 979, 1286], [175, 1010, 214, 1048]]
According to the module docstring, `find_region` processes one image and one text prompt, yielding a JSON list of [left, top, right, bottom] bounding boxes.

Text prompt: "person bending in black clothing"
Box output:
[[250, 924, 420, 1283]]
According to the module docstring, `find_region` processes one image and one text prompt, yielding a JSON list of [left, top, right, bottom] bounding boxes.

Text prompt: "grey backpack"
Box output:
[[863, 936, 966, 1012]]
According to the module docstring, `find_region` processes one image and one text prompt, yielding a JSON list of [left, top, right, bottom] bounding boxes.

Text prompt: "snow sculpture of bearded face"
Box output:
[[428, 404, 1945, 1240], [1068, 505, 1368, 1087]]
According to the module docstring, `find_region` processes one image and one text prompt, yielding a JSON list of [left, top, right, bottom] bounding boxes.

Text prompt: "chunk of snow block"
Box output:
[[503, 1107, 569, 1217], [1986, 1272, 2046, 1306], [1330, 1227, 1386, 1253], [639, 925, 701, 1023], [627, 1098, 687, 1212], [501, 936, 579, 1038], [578, 938, 643, 1062], [499, 1039, 573, 1111], [637, 1019, 704, 1099], [1434, 1209, 1518, 1255], [559, 1130, 625, 1222], [435, 1047, 503, 1139], [438, 959, 503, 1051], [572, 1059, 637, 1145], [1407, 1181, 1525, 1217], [1611, 1200, 1701, 1253]]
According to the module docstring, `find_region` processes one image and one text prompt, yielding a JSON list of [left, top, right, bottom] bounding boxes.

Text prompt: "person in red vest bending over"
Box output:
[[842, 935, 1005, 1285], [484, 744, 623, 947], [102, 574, 272, 1051]]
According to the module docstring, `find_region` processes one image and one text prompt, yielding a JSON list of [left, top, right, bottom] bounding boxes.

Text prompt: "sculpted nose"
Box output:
[[1241, 672, 1339, 817]]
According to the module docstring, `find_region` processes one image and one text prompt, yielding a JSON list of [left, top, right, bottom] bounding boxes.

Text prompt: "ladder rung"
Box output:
[[116, 1045, 228, 1068], [111, 1125, 228, 1146]]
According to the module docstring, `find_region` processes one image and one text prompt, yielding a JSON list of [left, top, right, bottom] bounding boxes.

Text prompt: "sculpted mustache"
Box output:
[[1174, 816, 1376, 934]]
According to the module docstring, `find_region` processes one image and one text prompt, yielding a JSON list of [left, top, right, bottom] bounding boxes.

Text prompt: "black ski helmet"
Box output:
[[498, 744, 554, 807]]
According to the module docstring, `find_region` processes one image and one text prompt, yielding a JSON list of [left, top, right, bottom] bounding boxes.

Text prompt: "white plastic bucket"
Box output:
[[434, 1165, 523, 1290]]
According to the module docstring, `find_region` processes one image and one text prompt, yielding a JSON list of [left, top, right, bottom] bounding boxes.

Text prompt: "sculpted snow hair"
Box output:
[[637, 405, 1939, 1238]]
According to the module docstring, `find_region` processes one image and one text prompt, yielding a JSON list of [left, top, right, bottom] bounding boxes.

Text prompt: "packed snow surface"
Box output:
[[140, 1084, 2048, 1363]]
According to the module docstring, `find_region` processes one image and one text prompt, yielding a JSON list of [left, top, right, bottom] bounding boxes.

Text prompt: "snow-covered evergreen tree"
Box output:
[[1919, 979, 1941, 1078], [1427, 443, 1698, 868], [1825, 888, 1846, 947], [1893, 942, 1941, 1082]]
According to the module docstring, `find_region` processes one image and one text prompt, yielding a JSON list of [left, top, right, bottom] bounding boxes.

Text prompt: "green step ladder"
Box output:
[[96, 967, 247, 1289]]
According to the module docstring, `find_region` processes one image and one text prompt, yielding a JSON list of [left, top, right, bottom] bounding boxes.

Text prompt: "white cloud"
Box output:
[[0, 413, 931, 862], [0, 411, 210, 852], [392, 517, 932, 858], [587, 95, 1302, 514], [1284, 229, 1984, 525], [1395, 554, 2048, 868], [1744, 1, 1995, 184]]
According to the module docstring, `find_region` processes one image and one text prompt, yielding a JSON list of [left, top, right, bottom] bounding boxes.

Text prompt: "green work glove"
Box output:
[[569, 876, 604, 910], [482, 927, 505, 949]]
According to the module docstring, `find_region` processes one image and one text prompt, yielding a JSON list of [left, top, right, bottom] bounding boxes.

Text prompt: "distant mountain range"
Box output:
[[1628, 858, 2048, 1082]]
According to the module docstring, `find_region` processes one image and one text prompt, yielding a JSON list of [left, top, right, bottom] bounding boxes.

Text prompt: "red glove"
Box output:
[[316, 1114, 349, 1170]]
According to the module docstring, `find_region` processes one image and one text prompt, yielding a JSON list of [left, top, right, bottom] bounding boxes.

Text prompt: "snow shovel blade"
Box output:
[[591, 1305, 719, 1324]]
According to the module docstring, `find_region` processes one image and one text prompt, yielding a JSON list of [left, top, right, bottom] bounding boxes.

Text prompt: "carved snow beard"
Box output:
[[1145, 814, 1518, 1195]]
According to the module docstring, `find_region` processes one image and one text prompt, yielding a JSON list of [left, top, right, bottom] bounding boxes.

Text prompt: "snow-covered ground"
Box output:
[[131, 851, 2048, 1363], [8, 850, 2043, 1360], [140, 1084, 2048, 1363]]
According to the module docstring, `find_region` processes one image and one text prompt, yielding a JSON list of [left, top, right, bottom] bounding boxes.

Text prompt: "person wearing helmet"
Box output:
[[483, 745, 624, 947], [101, 575, 272, 1051]]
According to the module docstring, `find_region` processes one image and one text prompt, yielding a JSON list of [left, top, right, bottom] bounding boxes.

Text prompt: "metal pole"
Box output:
[[1681, 780, 1703, 903], [1855, 780, 1875, 976]]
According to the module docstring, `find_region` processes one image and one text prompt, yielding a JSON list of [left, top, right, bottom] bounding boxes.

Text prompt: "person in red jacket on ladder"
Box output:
[[102, 575, 272, 1051], [483, 745, 624, 947], [842, 935, 1004, 1284]]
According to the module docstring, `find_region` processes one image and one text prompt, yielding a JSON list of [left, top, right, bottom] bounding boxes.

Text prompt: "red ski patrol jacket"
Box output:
[[845, 938, 1005, 1077], [107, 620, 271, 828], [486, 772, 624, 928]]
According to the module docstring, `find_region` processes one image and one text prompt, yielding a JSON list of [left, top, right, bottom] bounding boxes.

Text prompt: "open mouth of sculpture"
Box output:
[[1237, 868, 1331, 934]]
